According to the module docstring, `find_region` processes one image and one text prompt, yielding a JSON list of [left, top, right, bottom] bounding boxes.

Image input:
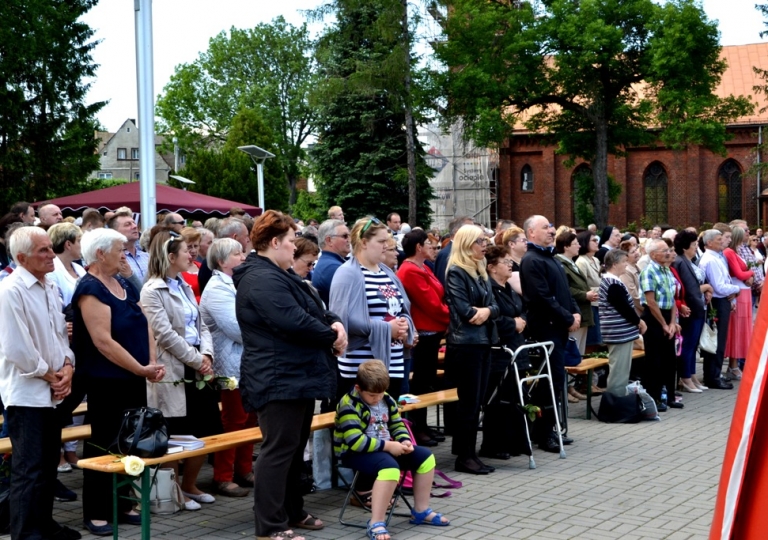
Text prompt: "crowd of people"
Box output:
[[0, 199, 760, 540]]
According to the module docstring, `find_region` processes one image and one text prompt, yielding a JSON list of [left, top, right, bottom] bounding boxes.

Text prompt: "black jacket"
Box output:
[[434, 241, 452, 286], [672, 255, 706, 319], [233, 253, 340, 411], [519, 244, 579, 338], [490, 279, 526, 369], [444, 265, 499, 346]]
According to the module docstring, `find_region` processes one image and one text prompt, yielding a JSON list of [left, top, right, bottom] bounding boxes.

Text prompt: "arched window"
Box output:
[[718, 159, 742, 223], [521, 164, 533, 192], [644, 162, 668, 225]]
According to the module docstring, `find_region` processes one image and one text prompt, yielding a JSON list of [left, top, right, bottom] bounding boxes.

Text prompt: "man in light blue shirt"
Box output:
[[698, 229, 739, 389], [109, 214, 148, 282]]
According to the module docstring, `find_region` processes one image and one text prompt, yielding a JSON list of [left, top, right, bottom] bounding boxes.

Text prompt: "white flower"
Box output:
[[121, 455, 145, 476], [221, 376, 238, 390]]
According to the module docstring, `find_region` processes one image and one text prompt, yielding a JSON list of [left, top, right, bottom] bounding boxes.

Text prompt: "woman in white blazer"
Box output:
[[141, 229, 220, 511]]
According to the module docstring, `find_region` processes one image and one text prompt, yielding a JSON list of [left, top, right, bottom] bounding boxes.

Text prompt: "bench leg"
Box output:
[[585, 369, 593, 420], [113, 473, 119, 540], [140, 468, 150, 540]]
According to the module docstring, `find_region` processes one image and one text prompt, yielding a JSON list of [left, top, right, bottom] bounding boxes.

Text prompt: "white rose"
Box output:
[[121, 455, 145, 476], [221, 376, 238, 390]]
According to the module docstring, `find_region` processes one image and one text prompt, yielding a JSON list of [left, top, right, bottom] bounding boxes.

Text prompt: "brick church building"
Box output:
[[497, 43, 768, 229]]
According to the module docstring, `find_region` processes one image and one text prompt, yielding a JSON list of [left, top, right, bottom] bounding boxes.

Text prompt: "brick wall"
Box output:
[[499, 127, 763, 228]]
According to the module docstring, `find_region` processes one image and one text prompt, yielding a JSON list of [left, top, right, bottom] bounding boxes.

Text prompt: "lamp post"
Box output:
[[169, 175, 195, 191], [237, 145, 275, 211]]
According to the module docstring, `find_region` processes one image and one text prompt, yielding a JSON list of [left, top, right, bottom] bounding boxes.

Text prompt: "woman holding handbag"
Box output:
[[72, 228, 165, 536], [672, 230, 712, 392]]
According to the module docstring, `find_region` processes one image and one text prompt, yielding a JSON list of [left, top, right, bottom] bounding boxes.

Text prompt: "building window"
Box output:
[[117, 148, 127, 160], [521, 164, 534, 192], [131, 148, 139, 160], [718, 159, 742, 223], [644, 162, 668, 225], [126, 127, 131, 133], [134, 172, 140, 180], [97, 172, 113, 180]]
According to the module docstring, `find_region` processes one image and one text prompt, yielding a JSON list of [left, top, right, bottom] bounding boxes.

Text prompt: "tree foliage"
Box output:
[[175, 109, 289, 212], [0, 0, 105, 211], [311, 0, 434, 225], [573, 169, 622, 228], [435, 0, 753, 227], [156, 17, 316, 205]]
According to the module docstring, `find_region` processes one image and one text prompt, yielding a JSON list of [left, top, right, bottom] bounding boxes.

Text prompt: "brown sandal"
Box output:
[[289, 514, 324, 530]]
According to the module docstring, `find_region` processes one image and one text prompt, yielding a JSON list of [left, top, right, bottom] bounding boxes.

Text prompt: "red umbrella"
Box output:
[[35, 182, 261, 216]]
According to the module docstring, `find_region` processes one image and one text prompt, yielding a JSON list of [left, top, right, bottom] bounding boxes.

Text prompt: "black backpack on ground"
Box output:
[[597, 392, 645, 423]]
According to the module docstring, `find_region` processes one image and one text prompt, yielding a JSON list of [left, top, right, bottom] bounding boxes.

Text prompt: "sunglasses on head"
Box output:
[[361, 217, 381, 234]]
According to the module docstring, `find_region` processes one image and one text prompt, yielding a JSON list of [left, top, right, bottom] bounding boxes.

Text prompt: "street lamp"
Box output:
[[237, 145, 275, 210], [169, 175, 195, 191]]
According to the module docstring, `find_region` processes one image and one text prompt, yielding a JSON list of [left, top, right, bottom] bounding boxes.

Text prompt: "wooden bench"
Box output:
[[565, 350, 645, 419], [0, 401, 88, 428], [75, 388, 459, 540]]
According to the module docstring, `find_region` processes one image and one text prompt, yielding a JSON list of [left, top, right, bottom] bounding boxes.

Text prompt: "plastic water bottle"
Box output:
[[661, 386, 668, 407]]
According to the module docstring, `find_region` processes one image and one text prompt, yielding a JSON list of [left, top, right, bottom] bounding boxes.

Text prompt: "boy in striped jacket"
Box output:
[[334, 360, 450, 540]]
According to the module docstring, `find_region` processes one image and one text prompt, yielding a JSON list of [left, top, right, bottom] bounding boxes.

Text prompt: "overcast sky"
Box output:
[[81, 0, 767, 132]]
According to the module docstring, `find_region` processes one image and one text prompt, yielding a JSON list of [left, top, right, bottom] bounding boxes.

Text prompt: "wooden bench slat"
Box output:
[[76, 389, 459, 473]]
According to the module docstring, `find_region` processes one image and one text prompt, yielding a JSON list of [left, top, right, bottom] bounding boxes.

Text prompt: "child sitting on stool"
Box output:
[[334, 359, 450, 540]]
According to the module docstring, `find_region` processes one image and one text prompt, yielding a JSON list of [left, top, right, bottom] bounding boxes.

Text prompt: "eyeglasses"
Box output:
[[171, 220, 185, 226], [361, 217, 381, 234], [502, 259, 515, 267], [330, 233, 350, 239], [475, 238, 488, 246], [298, 258, 316, 268]]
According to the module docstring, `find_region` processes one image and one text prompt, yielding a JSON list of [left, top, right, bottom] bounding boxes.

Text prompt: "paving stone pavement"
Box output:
[[8, 371, 738, 540]]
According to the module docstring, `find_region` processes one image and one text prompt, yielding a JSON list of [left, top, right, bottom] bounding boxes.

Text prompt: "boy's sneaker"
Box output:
[[54, 479, 77, 502]]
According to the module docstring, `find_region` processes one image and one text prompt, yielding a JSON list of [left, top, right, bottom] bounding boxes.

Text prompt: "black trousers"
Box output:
[[82, 376, 147, 521], [254, 399, 313, 536], [702, 296, 732, 385], [444, 344, 491, 460], [7, 406, 61, 540], [641, 308, 676, 402], [408, 332, 444, 434], [524, 329, 567, 443]]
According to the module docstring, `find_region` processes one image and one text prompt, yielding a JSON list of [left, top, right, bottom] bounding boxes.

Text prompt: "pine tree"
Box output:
[[0, 0, 105, 210]]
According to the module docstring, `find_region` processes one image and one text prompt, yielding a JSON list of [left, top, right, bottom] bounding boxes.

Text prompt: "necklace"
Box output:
[[405, 258, 424, 269]]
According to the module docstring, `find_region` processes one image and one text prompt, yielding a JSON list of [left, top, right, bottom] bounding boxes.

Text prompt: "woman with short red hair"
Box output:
[[234, 210, 348, 540]]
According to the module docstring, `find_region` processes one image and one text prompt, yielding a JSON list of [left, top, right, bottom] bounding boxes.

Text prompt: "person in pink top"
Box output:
[[723, 226, 754, 380]]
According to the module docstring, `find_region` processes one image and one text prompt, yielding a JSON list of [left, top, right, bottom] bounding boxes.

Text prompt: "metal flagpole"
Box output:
[[135, 0, 157, 228]]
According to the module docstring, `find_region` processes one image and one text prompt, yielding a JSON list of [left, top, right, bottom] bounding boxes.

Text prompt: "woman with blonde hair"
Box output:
[[444, 224, 499, 475], [330, 217, 415, 400], [141, 230, 220, 510]]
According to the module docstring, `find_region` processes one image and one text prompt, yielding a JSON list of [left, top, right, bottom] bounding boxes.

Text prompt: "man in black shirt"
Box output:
[[520, 215, 580, 452]]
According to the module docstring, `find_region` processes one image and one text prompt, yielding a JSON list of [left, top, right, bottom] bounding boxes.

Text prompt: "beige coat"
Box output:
[[141, 276, 213, 417]]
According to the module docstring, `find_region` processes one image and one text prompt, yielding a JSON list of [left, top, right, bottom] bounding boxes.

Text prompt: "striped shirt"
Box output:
[[342, 267, 405, 379], [599, 274, 640, 344], [333, 389, 409, 457]]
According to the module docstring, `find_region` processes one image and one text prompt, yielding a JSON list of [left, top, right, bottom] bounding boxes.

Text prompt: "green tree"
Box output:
[[435, 0, 753, 227], [0, 0, 105, 211], [156, 17, 316, 206], [177, 109, 289, 212], [291, 190, 326, 224], [311, 0, 434, 225]]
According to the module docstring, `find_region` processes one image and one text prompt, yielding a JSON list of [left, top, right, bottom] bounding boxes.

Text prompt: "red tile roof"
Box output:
[[719, 43, 768, 125]]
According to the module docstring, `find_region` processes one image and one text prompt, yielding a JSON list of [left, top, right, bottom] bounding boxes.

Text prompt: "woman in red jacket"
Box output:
[[397, 229, 450, 446]]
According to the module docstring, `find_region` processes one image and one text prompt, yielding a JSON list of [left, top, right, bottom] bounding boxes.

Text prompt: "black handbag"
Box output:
[[597, 393, 645, 424], [113, 407, 169, 458]]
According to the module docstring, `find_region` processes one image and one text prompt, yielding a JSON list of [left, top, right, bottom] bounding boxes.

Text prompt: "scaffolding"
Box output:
[[419, 122, 498, 232]]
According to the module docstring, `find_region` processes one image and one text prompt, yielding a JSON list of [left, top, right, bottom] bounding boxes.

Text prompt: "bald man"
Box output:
[[37, 205, 63, 230]]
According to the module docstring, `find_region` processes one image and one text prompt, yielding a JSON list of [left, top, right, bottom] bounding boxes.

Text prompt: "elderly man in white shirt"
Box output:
[[698, 229, 740, 390], [0, 226, 79, 540]]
